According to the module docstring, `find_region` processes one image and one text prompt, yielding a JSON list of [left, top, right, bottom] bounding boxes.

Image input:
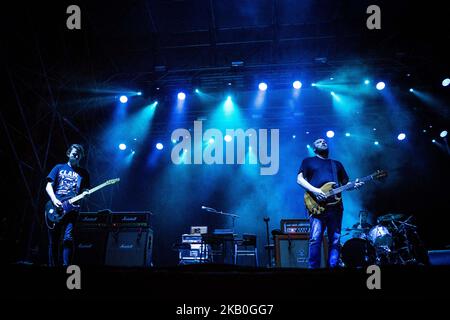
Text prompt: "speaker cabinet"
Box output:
[[73, 227, 108, 265], [275, 234, 328, 268], [105, 228, 153, 267]]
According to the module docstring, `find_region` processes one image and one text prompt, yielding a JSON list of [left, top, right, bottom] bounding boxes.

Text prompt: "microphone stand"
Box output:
[[263, 217, 272, 267], [202, 206, 239, 232]]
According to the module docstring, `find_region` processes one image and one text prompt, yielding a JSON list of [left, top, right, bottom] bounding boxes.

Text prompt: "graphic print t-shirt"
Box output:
[[47, 163, 90, 200]]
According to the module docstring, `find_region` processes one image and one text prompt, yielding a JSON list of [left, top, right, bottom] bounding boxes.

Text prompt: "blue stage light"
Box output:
[[119, 95, 128, 103], [374, 141, 379, 145], [376, 82, 385, 90], [397, 133, 406, 141], [330, 91, 335, 96], [409, 88, 414, 92], [293, 81, 302, 89], [306, 144, 311, 149], [442, 78, 450, 87], [178, 92, 186, 100], [156, 143, 163, 150], [119, 143, 127, 150], [440, 130, 448, 138], [177, 92, 186, 100], [137, 91, 142, 96], [326, 130, 335, 138], [292, 135, 296, 139], [195, 89, 200, 93], [311, 83, 316, 87], [432, 139, 436, 143], [364, 79, 370, 85], [258, 82, 267, 91], [345, 133, 351, 137]]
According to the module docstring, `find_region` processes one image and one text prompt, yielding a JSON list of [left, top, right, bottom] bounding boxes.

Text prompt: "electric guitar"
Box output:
[[45, 178, 120, 226], [304, 170, 387, 216]]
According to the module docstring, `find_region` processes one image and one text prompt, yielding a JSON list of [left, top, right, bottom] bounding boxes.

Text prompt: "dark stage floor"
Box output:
[[3, 263, 449, 300]]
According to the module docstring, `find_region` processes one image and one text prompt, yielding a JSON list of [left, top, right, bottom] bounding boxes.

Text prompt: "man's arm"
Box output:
[[45, 182, 62, 207], [297, 172, 327, 201]]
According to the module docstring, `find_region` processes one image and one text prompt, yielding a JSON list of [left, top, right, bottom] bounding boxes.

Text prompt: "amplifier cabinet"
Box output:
[[275, 234, 328, 268], [105, 228, 153, 267]]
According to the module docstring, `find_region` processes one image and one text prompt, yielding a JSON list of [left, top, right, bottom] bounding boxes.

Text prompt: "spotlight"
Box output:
[[177, 92, 186, 100], [376, 82, 385, 90], [156, 143, 163, 150], [224, 135, 232, 142], [442, 78, 450, 87], [409, 88, 414, 92], [119, 143, 127, 150], [119, 95, 128, 103], [311, 83, 316, 87], [137, 91, 142, 96], [432, 139, 436, 143], [326, 130, 335, 138], [345, 133, 351, 137], [195, 89, 200, 93], [306, 144, 311, 149], [258, 82, 268, 91], [330, 77, 334, 80], [440, 130, 448, 138], [293, 81, 302, 89], [397, 133, 406, 141], [374, 141, 379, 145], [172, 139, 177, 144], [364, 79, 370, 85], [292, 135, 296, 139], [330, 91, 335, 96]]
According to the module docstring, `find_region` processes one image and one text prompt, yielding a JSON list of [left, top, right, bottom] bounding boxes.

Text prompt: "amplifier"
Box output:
[[280, 219, 310, 234], [182, 234, 203, 243], [111, 212, 151, 227], [275, 234, 327, 268], [105, 227, 153, 267], [77, 212, 110, 227]]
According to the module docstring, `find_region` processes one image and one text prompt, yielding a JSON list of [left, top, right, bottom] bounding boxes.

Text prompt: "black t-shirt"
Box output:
[[47, 163, 90, 200], [298, 156, 349, 189]]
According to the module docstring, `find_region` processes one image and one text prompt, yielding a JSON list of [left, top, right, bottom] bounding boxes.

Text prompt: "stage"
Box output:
[[4, 263, 449, 303]]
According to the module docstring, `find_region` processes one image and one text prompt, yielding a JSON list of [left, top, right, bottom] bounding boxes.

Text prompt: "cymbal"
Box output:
[[377, 213, 406, 222]]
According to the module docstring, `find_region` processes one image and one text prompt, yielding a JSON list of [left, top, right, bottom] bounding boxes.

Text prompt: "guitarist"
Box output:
[[297, 138, 363, 268], [45, 144, 90, 266]]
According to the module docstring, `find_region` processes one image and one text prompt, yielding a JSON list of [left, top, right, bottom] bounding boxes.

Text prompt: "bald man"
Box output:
[[297, 138, 363, 268]]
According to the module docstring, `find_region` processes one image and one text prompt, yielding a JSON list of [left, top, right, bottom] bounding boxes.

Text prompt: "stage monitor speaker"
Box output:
[[275, 234, 328, 268], [73, 227, 108, 265], [105, 228, 153, 267]]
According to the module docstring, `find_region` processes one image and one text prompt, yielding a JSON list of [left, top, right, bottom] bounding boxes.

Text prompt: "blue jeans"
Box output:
[[309, 208, 343, 268], [48, 213, 76, 266]]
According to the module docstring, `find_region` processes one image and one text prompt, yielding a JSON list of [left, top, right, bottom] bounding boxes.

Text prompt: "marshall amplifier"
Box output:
[[105, 227, 154, 267], [280, 219, 310, 234], [77, 211, 110, 228], [275, 234, 328, 268], [111, 212, 152, 227], [73, 226, 109, 265]]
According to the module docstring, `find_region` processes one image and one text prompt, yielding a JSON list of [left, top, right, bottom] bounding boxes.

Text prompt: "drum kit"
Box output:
[[340, 213, 427, 267]]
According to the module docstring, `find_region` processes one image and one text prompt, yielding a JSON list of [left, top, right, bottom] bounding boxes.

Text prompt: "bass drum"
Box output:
[[341, 238, 376, 268]]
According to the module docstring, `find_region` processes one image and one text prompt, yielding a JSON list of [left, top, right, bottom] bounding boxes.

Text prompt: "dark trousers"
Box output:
[[308, 208, 343, 269], [47, 213, 76, 266]]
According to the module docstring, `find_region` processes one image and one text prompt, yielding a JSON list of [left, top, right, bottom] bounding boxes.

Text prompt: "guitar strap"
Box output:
[[330, 159, 339, 186]]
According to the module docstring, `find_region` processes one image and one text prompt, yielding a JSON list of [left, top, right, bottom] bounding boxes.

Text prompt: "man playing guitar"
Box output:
[[45, 144, 90, 266], [297, 138, 364, 268]]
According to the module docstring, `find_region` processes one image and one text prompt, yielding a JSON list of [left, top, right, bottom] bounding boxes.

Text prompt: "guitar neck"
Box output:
[[68, 181, 112, 204], [328, 174, 373, 196]]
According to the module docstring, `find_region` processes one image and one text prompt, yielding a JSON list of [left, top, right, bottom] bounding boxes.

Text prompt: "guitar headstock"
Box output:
[[371, 170, 388, 180], [105, 178, 120, 185]]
